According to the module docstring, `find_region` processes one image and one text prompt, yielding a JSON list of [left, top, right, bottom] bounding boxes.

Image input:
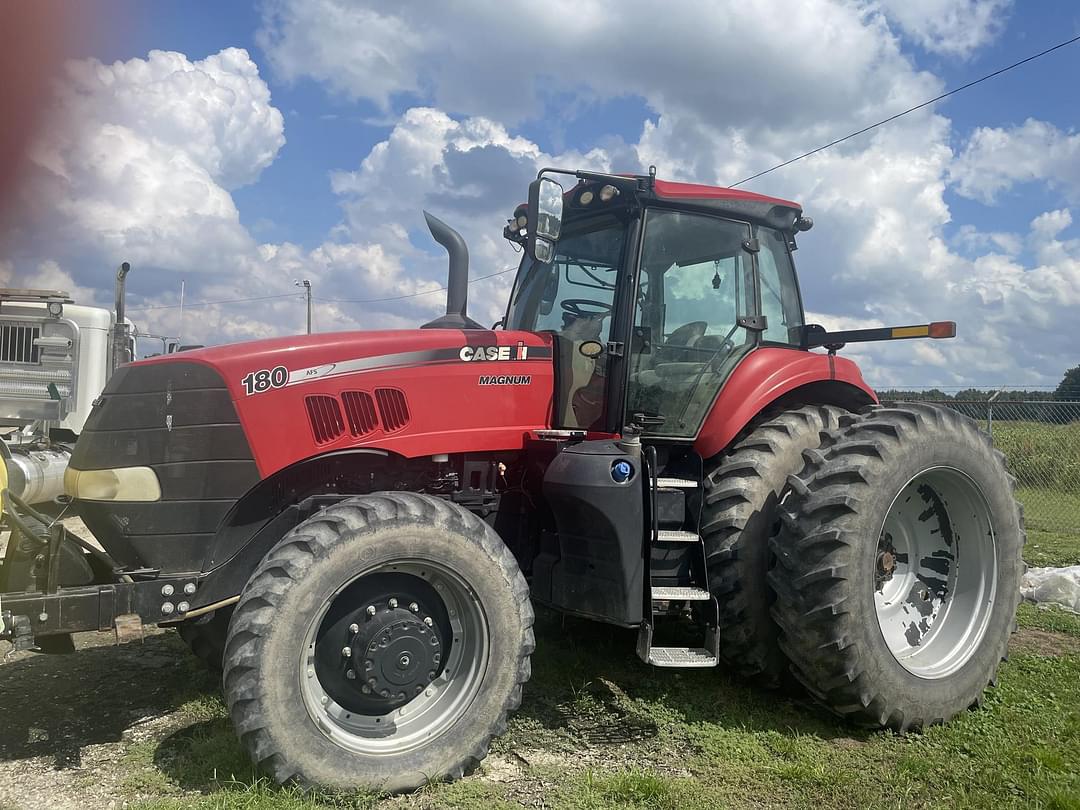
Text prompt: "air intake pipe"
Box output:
[[420, 211, 482, 330]]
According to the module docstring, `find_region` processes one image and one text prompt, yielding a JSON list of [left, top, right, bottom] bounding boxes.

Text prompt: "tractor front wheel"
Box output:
[[769, 404, 1024, 730], [222, 492, 534, 792]]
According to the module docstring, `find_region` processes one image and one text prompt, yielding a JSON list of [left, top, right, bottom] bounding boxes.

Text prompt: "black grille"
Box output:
[[375, 388, 410, 432], [342, 390, 379, 436], [0, 323, 40, 364], [306, 395, 346, 444]]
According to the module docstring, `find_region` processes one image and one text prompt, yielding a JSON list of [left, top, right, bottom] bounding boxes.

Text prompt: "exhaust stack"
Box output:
[[111, 261, 133, 371], [421, 211, 482, 330]]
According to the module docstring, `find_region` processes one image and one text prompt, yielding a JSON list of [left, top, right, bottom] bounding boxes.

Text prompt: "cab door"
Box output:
[[622, 208, 757, 438]]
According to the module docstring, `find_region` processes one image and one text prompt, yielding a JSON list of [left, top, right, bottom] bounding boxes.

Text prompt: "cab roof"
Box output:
[[651, 179, 800, 211]]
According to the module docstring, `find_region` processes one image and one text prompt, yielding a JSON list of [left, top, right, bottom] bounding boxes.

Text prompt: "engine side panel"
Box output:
[[132, 329, 556, 478], [694, 348, 877, 459]]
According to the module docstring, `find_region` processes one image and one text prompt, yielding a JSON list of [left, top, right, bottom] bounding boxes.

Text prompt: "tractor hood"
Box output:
[[108, 327, 557, 477]]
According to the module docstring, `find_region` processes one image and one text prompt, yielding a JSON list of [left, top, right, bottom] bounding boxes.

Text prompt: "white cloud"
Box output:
[[875, 0, 1012, 57], [950, 118, 1080, 203], [10, 48, 285, 285], [256, 0, 941, 141]]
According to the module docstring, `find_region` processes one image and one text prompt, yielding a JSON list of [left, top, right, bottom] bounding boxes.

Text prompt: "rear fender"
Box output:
[[694, 348, 877, 459]]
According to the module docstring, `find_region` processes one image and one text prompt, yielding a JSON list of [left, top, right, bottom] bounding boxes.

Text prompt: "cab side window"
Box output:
[[757, 227, 804, 345]]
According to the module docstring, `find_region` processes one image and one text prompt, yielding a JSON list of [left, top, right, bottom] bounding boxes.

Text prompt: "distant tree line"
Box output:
[[876, 365, 1080, 424]]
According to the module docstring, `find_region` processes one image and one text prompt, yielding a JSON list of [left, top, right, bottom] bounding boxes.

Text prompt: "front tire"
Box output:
[[222, 493, 534, 792], [769, 404, 1024, 730]]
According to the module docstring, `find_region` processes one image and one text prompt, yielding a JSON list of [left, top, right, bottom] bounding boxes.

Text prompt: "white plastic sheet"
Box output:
[[1022, 566, 1080, 614]]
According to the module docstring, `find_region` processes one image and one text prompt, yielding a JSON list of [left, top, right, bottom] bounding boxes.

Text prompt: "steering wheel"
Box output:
[[561, 299, 612, 318]]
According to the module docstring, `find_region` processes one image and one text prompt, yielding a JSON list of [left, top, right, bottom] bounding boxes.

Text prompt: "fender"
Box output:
[[694, 347, 877, 459]]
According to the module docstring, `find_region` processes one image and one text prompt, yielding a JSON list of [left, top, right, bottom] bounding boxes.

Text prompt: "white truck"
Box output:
[[0, 264, 181, 504]]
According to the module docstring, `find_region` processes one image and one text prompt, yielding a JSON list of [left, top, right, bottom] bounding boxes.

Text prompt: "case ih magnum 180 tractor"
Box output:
[[1, 169, 1023, 792]]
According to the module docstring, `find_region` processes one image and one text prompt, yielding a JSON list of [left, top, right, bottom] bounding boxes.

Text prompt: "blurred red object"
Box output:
[[0, 3, 87, 222]]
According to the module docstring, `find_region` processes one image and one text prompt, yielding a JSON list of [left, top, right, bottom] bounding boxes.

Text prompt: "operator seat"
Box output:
[[659, 320, 707, 363]]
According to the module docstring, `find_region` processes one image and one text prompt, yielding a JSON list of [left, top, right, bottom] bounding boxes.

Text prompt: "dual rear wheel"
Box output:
[[704, 403, 1023, 729]]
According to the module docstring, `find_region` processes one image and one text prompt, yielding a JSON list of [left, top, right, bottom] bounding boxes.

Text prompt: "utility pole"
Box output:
[[295, 278, 312, 334]]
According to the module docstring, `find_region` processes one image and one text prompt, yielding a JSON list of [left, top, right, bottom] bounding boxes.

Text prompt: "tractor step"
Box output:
[[656, 529, 699, 544], [636, 617, 720, 669], [646, 646, 719, 668], [652, 585, 711, 601], [656, 477, 698, 489]]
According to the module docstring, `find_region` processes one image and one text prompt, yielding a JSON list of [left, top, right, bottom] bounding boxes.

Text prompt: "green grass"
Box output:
[[132, 608, 1080, 810], [1019, 487, 1080, 540]]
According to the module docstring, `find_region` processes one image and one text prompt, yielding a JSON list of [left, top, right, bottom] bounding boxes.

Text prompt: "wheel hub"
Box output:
[[351, 606, 443, 703]]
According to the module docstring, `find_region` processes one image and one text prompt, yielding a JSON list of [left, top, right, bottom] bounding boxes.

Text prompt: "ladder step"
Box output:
[[651, 586, 711, 602], [646, 646, 718, 668], [656, 529, 700, 544], [656, 477, 698, 489]]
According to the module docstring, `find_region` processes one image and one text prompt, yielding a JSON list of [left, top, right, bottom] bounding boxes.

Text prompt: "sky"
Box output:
[[0, 0, 1078, 390]]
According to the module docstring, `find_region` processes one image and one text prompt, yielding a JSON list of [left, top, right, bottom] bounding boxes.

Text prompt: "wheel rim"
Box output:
[[874, 466, 997, 679], [299, 559, 489, 755]]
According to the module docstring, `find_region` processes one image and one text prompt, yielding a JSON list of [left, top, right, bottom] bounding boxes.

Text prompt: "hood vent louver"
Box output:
[[342, 390, 379, 437], [305, 395, 345, 444], [375, 388, 410, 432]]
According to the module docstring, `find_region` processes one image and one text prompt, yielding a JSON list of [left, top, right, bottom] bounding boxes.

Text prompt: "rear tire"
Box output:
[[769, 404, 1024, 730], [701, 405, 846, 685], [221, 492, 534, 793]]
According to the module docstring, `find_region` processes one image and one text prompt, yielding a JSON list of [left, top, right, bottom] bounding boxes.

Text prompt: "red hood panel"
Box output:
[[137, 329, 556, 476]]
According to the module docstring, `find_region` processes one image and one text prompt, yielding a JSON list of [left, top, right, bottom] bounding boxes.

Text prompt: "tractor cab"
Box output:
[[504, 170, 807, 439]]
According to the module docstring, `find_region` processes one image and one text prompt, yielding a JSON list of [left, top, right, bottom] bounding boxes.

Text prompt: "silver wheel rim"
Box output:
[[299, 560, 489, 755], [874, 467, 997, 679]]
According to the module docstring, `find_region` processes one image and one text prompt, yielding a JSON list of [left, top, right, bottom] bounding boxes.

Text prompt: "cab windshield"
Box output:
[[505, 214, 628, 430], [504, 214, 626, 338]]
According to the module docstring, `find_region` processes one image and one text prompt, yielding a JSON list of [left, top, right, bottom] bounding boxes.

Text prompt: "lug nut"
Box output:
[[349, 623, 360, 634], [341, 646, 352, 658], [177, 602, 190, 613], [321, 695, 328, 705], [409, 602, 419, 613], [161, 602, 174, 615], [388, 598, 398, 609], [161, 584, 174, 597], [183, 582, 197, 596], [346, 669, 356, 680], [366, 605, 376, 617], [423, 616, 433, 627], [362, 685, 372, 694]]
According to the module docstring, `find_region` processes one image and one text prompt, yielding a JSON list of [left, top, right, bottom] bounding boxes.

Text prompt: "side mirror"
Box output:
[[527, 176, 564, 263]]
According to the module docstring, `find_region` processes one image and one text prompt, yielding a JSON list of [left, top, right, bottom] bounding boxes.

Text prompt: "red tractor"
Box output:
[[0, 169, 1023, 792]]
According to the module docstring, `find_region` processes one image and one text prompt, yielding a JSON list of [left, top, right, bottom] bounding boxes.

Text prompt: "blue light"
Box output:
[[611, 460, 634, 483]]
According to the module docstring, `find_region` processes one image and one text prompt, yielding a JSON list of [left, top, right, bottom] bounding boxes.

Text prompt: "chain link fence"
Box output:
[[883, 397, 1080, 544]]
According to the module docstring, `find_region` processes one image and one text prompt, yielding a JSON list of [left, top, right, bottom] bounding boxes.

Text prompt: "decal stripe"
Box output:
[[284, 346, 552, 389]]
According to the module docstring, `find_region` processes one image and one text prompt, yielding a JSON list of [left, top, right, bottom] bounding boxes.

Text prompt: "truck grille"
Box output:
[[0, 323, 40, 364]]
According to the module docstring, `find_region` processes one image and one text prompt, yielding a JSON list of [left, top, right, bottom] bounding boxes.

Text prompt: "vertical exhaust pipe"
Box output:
[[111, 261, 132, 371], [420, 211, 482, 329]]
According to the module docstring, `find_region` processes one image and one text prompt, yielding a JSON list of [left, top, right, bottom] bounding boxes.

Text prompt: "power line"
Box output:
[[316, 267, 515, 305], [127, 293, 300, 312], [731, 33, 1080, 188]]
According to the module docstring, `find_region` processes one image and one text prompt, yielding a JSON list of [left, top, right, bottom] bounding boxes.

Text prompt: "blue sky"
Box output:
[[5, 0, 1079, 387]]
